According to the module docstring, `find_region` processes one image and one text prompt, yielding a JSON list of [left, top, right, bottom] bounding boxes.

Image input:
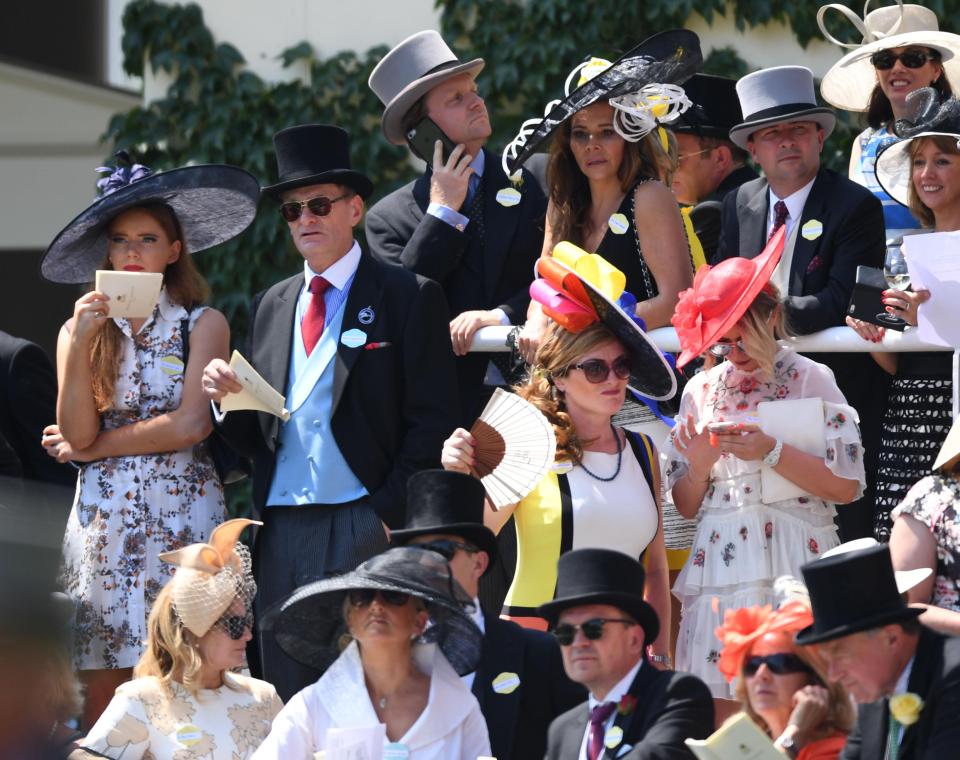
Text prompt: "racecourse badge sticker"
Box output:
[[492, 671, 521, 694], [496, 187, 522, 207], [608, 213, 629, 235]]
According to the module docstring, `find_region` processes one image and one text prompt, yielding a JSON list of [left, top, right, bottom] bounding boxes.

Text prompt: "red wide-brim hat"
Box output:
[[672, 225, 785, 369]]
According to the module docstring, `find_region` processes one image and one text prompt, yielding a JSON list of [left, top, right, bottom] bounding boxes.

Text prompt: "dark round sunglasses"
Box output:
[[570, 356, 631, 384], [870, 49, 939, 70], [347, 588, 411, 608], [218, 611, 254, 641], [279, 192, 352, 222], [743, 652, 813, 677], [415, 538, 479, 561], [552, 617, 636, 646]]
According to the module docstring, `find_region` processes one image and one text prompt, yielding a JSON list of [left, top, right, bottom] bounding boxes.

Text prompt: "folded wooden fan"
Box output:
[[469, 388, 556, 509]]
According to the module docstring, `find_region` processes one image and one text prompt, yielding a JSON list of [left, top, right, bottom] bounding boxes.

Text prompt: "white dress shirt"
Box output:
[[578, 659, 643, 760], [767, 178, 816, 295]]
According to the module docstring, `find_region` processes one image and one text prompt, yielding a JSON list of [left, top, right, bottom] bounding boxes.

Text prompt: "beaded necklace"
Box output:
[[577, 424, 623, 482]]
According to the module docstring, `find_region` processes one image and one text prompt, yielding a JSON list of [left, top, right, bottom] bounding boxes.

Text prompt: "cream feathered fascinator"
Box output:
[[159, 518, 261, 638]]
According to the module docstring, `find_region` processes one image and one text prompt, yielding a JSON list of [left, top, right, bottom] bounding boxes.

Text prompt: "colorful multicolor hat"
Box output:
[[41, 153, 260, 284], [715, 601, 816, 683], [672, 225, 786, 369], [530, 243, 676, 400], [818, 1, 960, 112], [502, 29, 701, 176], [875, 87, 960, 205]]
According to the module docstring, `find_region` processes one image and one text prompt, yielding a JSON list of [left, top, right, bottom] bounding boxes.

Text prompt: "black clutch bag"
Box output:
[[847, 266, 907, 331]]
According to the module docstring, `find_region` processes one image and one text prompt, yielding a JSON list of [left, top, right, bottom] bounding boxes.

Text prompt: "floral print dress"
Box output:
[[81, 672, 282, 759], [666, 348, 865, 698], [892, 473, 960, 611], [60, 291, 226, 670]]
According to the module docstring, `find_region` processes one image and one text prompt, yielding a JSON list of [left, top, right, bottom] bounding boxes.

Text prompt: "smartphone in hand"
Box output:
[[406, 117, 458, 163]]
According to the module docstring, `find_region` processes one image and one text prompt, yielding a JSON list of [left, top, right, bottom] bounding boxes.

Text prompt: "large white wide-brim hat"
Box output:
[[729, 66, 836, 150], [368, 30, 484, 146], [819, 2, 960, 112], [875, 128, 960, 204]]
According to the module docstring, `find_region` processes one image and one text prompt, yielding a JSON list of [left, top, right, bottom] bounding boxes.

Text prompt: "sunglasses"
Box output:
[[347, 589, 412, 608], [279, 193, 352, 222], [570, 356, 632, 384], [217, 611, 254, 641], [870, 49, 939, 70], [743, 653, 813, 677], [708, 339, 747, 358], [552, 617, 636, 646], [415, 539, 479, 561]]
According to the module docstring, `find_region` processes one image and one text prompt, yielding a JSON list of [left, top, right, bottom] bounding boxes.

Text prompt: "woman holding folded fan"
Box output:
[[667, 232, 865, 699], [38, 156, 259, 727], [442, 248, 676, 666]]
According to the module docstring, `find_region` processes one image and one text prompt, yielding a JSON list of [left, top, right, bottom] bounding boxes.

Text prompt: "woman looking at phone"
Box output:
[[666, 232, 865, 700], [847, 91, 960, 540]]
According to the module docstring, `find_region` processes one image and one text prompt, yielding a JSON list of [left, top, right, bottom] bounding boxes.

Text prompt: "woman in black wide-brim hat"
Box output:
[[507, 30, 701, 362], [38, 154, 259, 729], [257, 546, 489, 758]]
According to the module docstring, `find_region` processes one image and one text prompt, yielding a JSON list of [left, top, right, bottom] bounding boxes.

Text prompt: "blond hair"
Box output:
[[517, 321, 622, 463], [736, 286, 792, 378]]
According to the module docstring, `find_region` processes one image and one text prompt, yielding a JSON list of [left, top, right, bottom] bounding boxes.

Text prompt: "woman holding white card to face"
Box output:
[[665, 230, 865, 701], [37, 157, 259, 729]]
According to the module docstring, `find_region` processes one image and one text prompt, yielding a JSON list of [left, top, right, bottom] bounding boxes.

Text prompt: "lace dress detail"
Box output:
[[666, 348, 865, 697], [60, 291, 226, 670]]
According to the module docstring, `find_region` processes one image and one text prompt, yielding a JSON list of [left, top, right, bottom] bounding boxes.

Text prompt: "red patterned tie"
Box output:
[[588, 702, 617, 760], [302, 276, 330, 356], [769, 199, 788, 241]]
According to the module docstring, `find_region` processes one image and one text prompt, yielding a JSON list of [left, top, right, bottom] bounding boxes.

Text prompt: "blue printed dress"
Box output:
[[60, 291, 226, 670]]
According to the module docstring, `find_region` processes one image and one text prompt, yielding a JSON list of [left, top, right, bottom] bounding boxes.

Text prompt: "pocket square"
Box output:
[[616, 744, 634, 758], [363, 341, 392, 351]]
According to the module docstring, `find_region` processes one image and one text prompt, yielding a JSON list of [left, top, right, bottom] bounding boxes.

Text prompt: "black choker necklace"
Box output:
[[577, 424, 623, 482]]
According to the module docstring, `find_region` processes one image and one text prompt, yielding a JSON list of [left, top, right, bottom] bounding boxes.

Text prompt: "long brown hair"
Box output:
[[907, 134, 960, 228], [547, 113, 667, 246], [517, 321, 622, 463], [89, 204, 210, 411]]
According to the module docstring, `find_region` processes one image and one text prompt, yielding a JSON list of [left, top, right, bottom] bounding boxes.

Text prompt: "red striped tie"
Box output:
[[302, 276, 330, 355]]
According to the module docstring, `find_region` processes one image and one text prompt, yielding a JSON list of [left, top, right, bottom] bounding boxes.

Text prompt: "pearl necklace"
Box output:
[[577, 424, 623, 482]]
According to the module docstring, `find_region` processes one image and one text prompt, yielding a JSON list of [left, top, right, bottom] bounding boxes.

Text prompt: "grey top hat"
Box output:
[[369, 30, 484, 145], [729, 66, 836, 150]]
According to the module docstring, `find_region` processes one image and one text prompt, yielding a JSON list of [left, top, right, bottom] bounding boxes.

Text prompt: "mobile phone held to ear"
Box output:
[[406, 117, 458, 164]]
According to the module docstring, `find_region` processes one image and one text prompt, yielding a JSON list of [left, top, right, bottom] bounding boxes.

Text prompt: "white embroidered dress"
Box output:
[[666, 348, 865, 697], [252, 642, 490, 760]]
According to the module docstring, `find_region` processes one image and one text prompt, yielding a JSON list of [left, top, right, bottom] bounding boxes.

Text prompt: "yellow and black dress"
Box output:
[[502, 430, 659, 630]]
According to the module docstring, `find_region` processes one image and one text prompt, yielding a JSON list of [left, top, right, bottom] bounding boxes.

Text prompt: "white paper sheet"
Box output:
[[757, 397, 825, 504], [323, 725, 386, 760], [901, 231, 960, 348], [219, 350, 291, 421], [685, 713, 783, 760], [95, 270, 163, 318]]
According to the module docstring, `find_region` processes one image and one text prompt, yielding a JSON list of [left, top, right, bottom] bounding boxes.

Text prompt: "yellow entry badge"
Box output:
[[159, 355, 185, 376], [801, 219, 823, 241], [492, 671, 521, 694]]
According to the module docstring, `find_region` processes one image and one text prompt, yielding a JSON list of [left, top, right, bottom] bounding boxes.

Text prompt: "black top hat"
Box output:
[[261, 546, 482, 675], [672, 74, 744, 140], [538, 548, 660, 646], [795, 544, 923, 646], [391, 470, 498, 568], [262, 124, 374, 199]]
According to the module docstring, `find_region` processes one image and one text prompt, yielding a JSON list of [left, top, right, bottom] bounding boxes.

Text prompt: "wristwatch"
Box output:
[[774, 733, 798, 759], [647, 652, 672, 668], [763, 438, 784, 467]]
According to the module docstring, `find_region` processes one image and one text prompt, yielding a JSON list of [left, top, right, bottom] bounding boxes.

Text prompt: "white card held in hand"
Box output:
[[95, 270, 163, 318], [219, 350, 291, 421], [757, 397, 825, 504], [685, 712, 783, 760]]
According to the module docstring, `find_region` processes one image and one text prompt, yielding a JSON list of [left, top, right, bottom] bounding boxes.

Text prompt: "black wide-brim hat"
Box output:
[[538, 548, 660, 646], [261, 546, 482, 675], [40, 164, 260, 284], [796, 543, 923, 646], [507, 29, 702, 174], [262, 124, 373, 199], [672, 73, 744, 140], [391, 470, 498, 569]]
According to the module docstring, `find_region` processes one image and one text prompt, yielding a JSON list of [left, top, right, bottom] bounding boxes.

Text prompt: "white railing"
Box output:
[[469, 325, 952, 354]]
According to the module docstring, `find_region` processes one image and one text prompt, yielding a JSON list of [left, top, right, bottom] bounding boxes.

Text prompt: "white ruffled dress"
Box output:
[[666, 348, 865, 698]]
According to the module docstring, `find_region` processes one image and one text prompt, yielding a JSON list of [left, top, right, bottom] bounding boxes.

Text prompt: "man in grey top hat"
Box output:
[[714, 65, 887, 543], [365, 30, 547, 427]]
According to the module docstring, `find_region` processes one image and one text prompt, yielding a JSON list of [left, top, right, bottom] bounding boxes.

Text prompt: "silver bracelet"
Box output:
[[647, 653, 673, 668], [763, 438, 784, 467]]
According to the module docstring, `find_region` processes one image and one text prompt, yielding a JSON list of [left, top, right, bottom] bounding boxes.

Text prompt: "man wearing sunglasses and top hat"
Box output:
[[390, 469, 584, 760], [365, 30, 547, 426], [670, 73, 758, 263], [200, 124, 457, 702], [713, 65, 888, 543], [540, 548, 713, 759], [797, 543, 960, 760]]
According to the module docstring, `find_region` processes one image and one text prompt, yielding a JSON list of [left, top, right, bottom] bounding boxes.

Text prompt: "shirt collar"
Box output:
[[472, 149, 485, 179], [893, 654, 915, 696], [302, 239, 361, 291], [588, 657, 643, 711], [768, 176, 816, 225], [470, 597, 485, 634], [156, 287, 189, 323]]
